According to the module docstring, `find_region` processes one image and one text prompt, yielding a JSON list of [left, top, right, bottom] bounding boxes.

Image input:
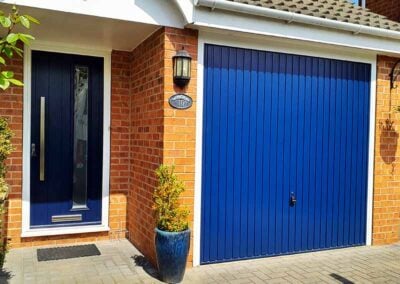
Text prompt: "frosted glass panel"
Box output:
[[72, 66, 89, 210]]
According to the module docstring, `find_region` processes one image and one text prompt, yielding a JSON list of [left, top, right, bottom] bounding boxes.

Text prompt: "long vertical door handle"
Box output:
[[40, 96, 45, 181]]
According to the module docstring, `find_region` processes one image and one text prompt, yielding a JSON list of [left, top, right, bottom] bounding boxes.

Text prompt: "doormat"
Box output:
[[37, 244, 101, 261]]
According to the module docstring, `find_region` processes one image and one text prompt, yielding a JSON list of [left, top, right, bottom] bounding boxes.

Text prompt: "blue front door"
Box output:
[[201, 44, 371, 263], [30, 51, 104, 228]]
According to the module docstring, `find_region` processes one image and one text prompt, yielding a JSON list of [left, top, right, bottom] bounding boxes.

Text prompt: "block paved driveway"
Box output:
[[1, 239, 399, 283]]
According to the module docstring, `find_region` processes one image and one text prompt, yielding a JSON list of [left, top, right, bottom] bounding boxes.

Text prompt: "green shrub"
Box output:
[[0, 118, 12, 268], [0, 177, 7, 267], [153, 165, 189, 232], [0, 178, 8, 202], [0, 118, 13, 178]]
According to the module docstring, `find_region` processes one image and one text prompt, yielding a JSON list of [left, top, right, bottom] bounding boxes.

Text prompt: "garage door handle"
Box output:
[[290, 192, 296, 206]]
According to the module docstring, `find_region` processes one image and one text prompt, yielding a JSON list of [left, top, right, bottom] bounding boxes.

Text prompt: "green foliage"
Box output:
[[0, 118, 12, 267], [0, 184, 6, 268], [0, 118, 13, 178], [153, 165, 189, 232], [0, 178, 7, 200], [0, 5, 39, 90]]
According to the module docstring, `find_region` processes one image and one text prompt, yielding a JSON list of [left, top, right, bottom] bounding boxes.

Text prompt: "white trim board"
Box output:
[[193, 31, 377, 266], [21, 41, 111, 237], [191, 8, 400, 56], [1, 0, 185, 29]]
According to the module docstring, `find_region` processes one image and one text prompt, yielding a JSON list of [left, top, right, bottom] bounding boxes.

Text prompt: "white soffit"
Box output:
[[0, 4, 160, 51], [1, 0, 185, 28]]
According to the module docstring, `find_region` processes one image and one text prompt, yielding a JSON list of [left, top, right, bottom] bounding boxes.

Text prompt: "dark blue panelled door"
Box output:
[[201, 44, 371, 263], [30, 51, 103, 228]]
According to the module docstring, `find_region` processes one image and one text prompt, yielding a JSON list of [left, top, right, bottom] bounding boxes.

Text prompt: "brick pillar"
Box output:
[[373, 55, 400, 244], [128, 29, 165, 265], [127, 27, 198, 266], [163, 27, 198, 267]]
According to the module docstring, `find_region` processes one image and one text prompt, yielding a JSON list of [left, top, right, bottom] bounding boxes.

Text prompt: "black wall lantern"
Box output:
[[173, 48, 192, 88]]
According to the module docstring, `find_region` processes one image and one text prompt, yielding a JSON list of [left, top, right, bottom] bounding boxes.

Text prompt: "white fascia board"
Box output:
[[192, 8, 400, 56], [2, 0, 185, 28], [173, 0, 195, 24]]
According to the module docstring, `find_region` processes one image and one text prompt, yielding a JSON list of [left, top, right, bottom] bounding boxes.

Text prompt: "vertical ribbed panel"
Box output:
[[201, 44, 371, 264]]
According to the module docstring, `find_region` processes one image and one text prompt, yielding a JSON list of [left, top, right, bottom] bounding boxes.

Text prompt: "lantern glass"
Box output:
[[173, 49, 192, 87], [182, 58, 190, 78], [176, 58, 183, 77]]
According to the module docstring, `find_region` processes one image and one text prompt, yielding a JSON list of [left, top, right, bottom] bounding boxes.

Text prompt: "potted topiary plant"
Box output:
[[153, 164, 190, 283]]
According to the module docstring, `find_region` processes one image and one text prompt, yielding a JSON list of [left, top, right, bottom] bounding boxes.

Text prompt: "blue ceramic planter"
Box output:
[[155, 228, 190, 283]]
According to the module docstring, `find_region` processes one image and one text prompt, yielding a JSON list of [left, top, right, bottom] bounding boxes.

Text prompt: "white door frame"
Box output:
[[21, 41, 112, 237], [193, 30, 377, 266]]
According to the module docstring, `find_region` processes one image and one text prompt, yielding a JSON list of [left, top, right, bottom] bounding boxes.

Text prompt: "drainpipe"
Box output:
[[194, 0, 400, 41]]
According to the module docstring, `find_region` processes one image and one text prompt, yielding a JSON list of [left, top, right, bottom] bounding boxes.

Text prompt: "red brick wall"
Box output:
[[128, 29, 165, 265], [367, 0, 400, 22], [0, 56, 23, 246], [373, 55, 400, 245], [127, 27, 198, 266], [163, 27, 198, 267], [109, 50, 131, 238]]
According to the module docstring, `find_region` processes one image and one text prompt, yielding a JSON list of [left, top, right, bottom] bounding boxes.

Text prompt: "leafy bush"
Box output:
[[153, 165, 189, 232], [0, 118, 12, 268], [0, 178, 7, 267], [0, 118, 13, 178], [0, 6, 39, 89]]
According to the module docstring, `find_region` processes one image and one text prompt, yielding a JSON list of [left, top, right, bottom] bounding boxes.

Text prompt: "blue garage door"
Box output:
[[201, 44, 371, 264]]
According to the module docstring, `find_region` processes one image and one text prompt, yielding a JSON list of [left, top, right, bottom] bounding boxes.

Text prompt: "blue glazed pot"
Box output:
[[155, 228, 190, 283]]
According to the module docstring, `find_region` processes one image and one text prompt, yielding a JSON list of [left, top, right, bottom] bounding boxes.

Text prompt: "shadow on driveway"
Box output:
[[132, 255, 160, 281], [0, 268, 13, 283], [330, 273, 355, 284]]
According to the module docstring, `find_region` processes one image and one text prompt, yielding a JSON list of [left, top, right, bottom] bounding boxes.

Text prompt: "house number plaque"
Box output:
[[169, 94, 193, 110]]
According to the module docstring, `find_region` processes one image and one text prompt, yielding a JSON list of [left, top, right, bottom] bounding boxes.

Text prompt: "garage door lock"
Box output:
[[290, 192, 297, 206]]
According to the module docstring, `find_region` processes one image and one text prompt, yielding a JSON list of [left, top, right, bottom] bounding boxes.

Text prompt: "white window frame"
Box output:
[[193, 30, 377, 266], [21, 41, 112, 237]]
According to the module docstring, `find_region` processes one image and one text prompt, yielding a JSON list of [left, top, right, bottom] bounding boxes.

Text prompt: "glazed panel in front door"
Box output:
[[30, 51, 104, 228]]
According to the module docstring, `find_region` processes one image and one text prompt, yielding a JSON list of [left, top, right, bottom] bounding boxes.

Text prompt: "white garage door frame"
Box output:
[[193, 30, 377, 266]]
